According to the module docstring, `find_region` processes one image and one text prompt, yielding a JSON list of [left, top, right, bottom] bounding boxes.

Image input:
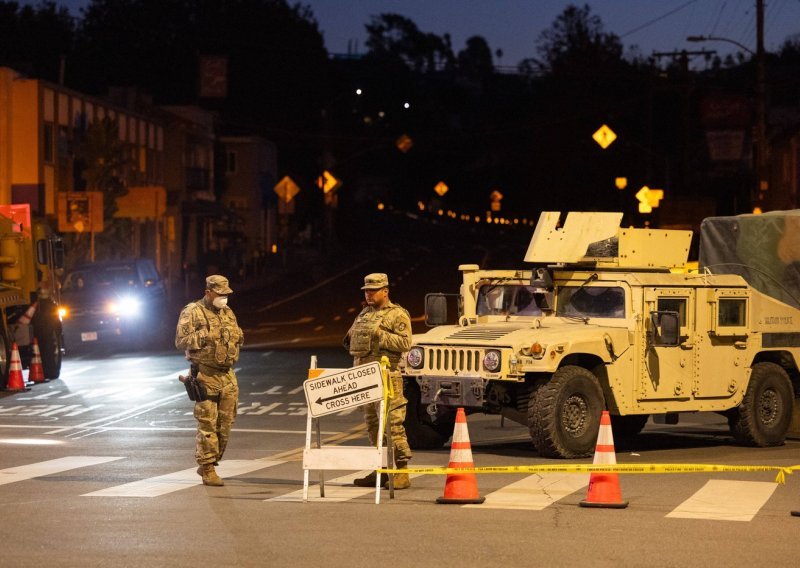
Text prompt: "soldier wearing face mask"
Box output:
[[175, 275, 244, 486]]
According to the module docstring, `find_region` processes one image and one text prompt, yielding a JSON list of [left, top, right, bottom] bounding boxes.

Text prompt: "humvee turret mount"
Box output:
[[403, 211, 800, 458]]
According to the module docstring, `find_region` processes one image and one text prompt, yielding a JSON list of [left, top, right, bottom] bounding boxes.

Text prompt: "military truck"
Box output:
[[403, 211, 800, 458], [0, 206, 65, 387]]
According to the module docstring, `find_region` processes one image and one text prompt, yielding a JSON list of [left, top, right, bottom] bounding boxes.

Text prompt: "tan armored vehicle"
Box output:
[[403, 211, 800, 458]]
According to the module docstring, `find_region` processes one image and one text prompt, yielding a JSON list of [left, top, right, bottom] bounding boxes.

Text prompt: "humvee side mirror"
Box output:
[[425, 293, 448, 327], [650, 311, 680, 346]]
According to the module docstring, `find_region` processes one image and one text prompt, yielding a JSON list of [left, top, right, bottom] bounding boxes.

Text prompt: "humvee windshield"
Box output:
[[476, 284, 544, 316], [556, 286, 626, 318]]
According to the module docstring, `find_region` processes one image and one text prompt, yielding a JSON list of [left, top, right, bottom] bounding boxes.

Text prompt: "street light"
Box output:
[[687, 0, 768, 212], [686, 35, 754, 56]]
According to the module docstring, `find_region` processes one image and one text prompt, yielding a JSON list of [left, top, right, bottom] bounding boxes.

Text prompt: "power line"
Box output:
[[620, 0, 701, 39]]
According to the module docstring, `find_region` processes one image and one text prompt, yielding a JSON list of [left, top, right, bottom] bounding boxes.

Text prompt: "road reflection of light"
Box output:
[[0, 438, 64, 445]]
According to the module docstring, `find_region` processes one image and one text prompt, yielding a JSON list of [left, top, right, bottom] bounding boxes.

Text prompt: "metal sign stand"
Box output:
[[302, 356, 389, 504]]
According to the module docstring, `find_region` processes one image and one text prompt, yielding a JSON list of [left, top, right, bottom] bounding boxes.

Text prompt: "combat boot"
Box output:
[[353, 471, 388, 487], [385, 463, 411, 490], [197, 463, 224, 486]]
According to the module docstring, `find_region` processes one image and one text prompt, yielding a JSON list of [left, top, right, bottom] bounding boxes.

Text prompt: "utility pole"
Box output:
[[754, 0, 768, 210]]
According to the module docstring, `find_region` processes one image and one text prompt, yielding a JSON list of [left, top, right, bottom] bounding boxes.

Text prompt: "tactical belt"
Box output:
[[198, 363, 231, 374]]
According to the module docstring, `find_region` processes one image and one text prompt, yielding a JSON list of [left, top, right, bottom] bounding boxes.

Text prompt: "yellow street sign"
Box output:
[[434, 181, 449, 197], [648, 188, 664, 207], [316, 170, 342, 194], [396, 134, 413, 153], [635, 186, 664, 214], [592, 124, 617, 149], [274, 176, 300, 203]]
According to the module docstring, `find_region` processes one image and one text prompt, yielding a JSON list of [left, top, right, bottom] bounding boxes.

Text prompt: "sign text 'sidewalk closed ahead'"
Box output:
[[303, 362, 383, 418]]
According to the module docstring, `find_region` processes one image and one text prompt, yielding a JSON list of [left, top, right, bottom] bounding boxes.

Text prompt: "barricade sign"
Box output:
[[304, 362, 383, 418], [302, 357, 390, 504]]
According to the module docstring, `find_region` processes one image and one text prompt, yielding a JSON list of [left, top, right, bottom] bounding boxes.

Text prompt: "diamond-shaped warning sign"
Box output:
[[592, 124, 617, 149], [274, 176, 300, 203]]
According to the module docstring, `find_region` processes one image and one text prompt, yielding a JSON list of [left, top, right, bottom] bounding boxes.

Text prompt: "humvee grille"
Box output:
[[426, 348, 482, 373], [445, 326, 523, 341]]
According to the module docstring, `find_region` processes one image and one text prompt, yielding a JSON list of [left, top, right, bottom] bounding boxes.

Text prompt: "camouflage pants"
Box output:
[[194, 368, 239, 465], [362, 373, 412, 465]]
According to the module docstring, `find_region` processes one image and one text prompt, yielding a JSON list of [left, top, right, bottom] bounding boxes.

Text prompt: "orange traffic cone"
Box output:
[[436, 407, 485, 504], [17, 302, 37, 326], [5, 343, 28, 392], [28, 338, 46, 383], [580, 410, 628, 508]]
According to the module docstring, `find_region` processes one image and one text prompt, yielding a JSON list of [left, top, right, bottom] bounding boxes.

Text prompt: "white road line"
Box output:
[[270, 468, 428, 503], [45, 392, 187, 435], [59, 366, 97, 378], [83, 459, 283, 497], [464, 473, 588, 510], [0, 456, 124, 486], [666, 480, 778, 522]]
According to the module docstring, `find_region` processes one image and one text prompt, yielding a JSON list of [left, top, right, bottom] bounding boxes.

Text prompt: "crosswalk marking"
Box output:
[[464, 473, 588, 510], [0, 454, 787, 521], [666, 480, 778, 522], [0, 456, 124, 486], [83, 459, 283, 497], [269, 469, 428, 503]]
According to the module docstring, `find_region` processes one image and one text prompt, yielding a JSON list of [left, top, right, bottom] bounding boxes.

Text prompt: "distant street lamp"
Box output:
[[687, 0, 768, 212], [686, 35, 754, 56]]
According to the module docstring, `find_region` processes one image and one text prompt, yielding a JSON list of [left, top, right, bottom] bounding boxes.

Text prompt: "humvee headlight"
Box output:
[[407, 347, 424, 369], [530, 342, 546, 359], [483, 349, 501, 372]]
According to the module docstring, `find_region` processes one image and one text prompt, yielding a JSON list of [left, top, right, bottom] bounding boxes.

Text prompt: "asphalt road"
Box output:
[[0, 348, 799, 567], [1, 224, 799, 567]]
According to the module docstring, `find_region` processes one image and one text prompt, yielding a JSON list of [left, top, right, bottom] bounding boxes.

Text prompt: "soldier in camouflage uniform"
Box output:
[[175, 275, 244, 487], [344, 273, 413, 489]]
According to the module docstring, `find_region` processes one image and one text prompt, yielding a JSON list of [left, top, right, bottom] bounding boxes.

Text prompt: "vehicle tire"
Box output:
[[611, 414, 649, 445], [528, 365, 605, 458], [403, 379, 455, 450], [728, 362, 793, 447], [32, 303, 62, 380]]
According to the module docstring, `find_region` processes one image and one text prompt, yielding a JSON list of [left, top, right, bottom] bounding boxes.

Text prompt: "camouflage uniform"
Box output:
[[175, 276, 244, 476], [345, 273, 413, 476]]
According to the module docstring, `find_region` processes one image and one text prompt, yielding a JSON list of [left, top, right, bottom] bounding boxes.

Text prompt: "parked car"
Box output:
[[59, 258, 169, 352]]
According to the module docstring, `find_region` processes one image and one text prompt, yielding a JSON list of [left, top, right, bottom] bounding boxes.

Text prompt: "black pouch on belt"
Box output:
[[178, 372, 208, 402]]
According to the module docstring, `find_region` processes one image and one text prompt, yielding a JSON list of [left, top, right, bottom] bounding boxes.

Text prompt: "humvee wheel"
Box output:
[[403, 380, 456, 450], [728, 362, 793, 447], [528, 366, 604, 458]]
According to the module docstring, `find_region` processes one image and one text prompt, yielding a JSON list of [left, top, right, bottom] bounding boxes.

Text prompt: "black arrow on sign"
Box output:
[[315, 384, 379, 405]]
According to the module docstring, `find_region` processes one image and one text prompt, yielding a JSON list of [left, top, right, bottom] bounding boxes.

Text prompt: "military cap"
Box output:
[[206, 274, 233, 294], [361, 273, 389, 290]]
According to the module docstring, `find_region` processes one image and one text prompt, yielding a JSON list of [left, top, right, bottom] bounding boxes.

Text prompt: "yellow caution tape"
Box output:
[[377, 464, 800, 484]]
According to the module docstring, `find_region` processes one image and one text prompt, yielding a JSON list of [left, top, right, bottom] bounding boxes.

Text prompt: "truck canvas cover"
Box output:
[[699, 210, 800, 309]]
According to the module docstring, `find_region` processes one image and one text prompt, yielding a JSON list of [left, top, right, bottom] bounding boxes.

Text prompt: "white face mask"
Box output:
[[212, 296, 228, 309]]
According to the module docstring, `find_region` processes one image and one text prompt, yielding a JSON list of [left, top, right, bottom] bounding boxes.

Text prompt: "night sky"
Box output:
[[51, 0, 800, 67]]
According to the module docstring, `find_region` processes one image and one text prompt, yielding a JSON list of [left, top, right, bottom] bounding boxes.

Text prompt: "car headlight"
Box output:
[[407, 347, 424, 369], [108, 296, 142, 317], [483, 349, 501, 372]]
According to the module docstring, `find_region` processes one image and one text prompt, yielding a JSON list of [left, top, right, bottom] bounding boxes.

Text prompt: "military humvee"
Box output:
[[403, 211, 800, 458]]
